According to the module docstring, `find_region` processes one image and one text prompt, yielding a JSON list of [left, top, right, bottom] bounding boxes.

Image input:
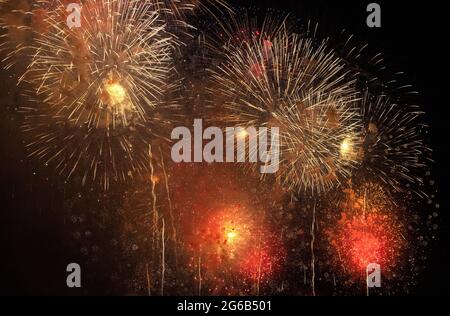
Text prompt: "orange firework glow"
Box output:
[[193, 206, 256, 263], [186, 204, 284, 290]]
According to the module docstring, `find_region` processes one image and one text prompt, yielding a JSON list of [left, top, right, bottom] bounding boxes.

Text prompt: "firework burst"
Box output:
[[321, 181, 437, 295], [0, 0, 440, 297], [209, 24, 361, 195], [354, 91, 431, 197], [22, 0, 174, 127], [188, 205, 285, 295], [324, 183, 406, 294], [3, 0, 180, 189]]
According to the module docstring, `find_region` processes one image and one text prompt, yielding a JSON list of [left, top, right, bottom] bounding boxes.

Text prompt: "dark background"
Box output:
[[0, 0, 449, 295]]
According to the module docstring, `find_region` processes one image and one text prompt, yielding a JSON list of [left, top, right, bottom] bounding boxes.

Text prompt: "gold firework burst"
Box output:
[[4, 0, 179, 189], [209, 22, 361, 194]]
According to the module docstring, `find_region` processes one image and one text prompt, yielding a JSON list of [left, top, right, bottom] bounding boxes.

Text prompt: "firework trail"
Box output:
[[161, 217, 166, 295], [159, 146, 177, 254], [209, 22, 361, 195], [149, 145, 159, 251], [1, 0, 181, 189], [310, 200, 316, 296]]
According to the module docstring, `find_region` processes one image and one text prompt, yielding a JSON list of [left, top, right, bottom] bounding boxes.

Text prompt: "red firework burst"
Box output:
[[332, 213, 402, 272], [327, 186, 406, 277]]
